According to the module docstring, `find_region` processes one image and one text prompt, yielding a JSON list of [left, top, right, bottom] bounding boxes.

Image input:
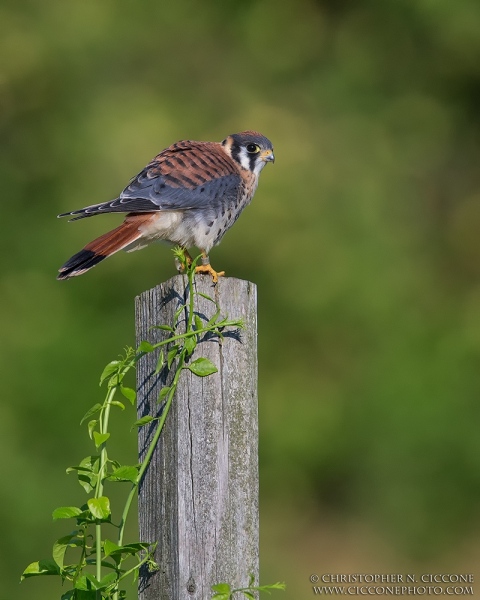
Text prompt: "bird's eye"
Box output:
[[246, 143, 260, 154]]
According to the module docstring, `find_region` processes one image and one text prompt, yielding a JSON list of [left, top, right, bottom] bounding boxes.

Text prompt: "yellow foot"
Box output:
[[195, 264, 225, 283]]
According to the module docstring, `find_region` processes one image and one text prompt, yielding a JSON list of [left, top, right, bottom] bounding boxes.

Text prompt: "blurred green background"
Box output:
[[2, 0, 480, 598]]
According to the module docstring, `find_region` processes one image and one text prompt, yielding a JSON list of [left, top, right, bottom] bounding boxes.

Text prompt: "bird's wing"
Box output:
[[58, 141, 243, 221]]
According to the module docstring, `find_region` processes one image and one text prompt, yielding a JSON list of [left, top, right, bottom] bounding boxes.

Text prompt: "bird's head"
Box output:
[[222, 131, 274, 175]]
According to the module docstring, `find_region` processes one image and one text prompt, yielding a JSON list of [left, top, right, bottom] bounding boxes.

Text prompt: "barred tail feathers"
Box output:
[[57, 214, 153, 280]]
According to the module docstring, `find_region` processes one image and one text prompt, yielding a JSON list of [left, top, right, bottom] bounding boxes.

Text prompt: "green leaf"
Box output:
[[155, 349, 165, 374], [61, 591, 75, 600], [137, 340, 154, 353], [103, 539, 121, 557], [52, 542, 67, 569], [116, 542, 151, 554], [87, 496, 111, 520], [207, 307, 221, 327], [167, 345, 179, 369], [172, 245, 187, 264], [252, 582, 287, 593], [67, 455, 100, 493], [212, 583, 231, 593], [80, 403, 102, 425], [78, 474, 97, 493], [197, 291, 216, 303], [258, 582, 286, 591], [73, 508, 96, 524], [53, 534, 81, 569], [146, 550, 159, 573], [100, 572, 118, 587], [188, 357, 218, 377], [120, 385, 136, 404], [52, 506, 83, 520], [75, 575, 97, 591], [87, 420, 97, 439], [174, 303, 186, 323], [184, 335, 197, 356], [93, 431, 110, 448], [85, 558, 118, 570], [108, 465, 139, 483], [211, 595, 230, 600], [194, 314, 203, 330], [21, 559, 60, 580], [102, 542, 151, 564], [158, 386, 171, 402], [67, 455, 100, 475], [111, 399, 126, 410], [99, 361, 120, 386], [132, 415, 156, 429], [85, 573, 103, 590]]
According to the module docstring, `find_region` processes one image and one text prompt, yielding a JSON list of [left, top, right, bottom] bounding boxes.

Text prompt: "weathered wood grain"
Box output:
[[135, 275, 258, 600]]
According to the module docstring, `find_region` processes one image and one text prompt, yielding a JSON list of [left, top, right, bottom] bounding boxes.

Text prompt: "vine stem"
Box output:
[[115, 254, 202, 594], [117, 263, 196, 549], [147, 319, 240, 349], [94, 383, 116, 590]]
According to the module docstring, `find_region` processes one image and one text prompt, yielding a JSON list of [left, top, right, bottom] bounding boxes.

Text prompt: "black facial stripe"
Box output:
[[230, 143, 241, 165], [249, 152, 258, 172]]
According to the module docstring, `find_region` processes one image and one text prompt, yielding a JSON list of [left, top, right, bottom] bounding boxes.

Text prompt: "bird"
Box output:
[[57, 130, 274, 282]]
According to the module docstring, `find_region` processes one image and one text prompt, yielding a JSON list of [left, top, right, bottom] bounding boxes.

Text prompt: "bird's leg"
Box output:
[[183, 248, 193, 265], [195, 252, 225, 283]]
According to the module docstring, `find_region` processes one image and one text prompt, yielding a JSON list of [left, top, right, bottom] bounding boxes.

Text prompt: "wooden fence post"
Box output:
[[135, 275, 258, 600]]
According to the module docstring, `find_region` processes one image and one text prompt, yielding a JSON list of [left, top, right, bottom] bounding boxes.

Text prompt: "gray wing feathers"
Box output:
[[58, 173, 242, 220]]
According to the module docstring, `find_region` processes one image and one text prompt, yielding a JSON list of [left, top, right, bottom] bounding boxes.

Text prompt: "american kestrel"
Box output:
[[57, 131, 274, 282]]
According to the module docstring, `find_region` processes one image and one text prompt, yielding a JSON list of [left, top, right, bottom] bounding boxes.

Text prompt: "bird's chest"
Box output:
[[211, 180, 257, 243], [183, 173, 258, 251]]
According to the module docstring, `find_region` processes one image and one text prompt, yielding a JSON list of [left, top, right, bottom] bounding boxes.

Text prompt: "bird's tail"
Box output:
[[57, 214, 151, 280]]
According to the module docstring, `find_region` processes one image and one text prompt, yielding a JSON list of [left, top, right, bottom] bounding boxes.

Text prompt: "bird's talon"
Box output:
[[195, 264, 225, 283]]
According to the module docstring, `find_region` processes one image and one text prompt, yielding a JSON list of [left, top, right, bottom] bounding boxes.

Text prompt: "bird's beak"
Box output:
[[260, 149, 275, 163]]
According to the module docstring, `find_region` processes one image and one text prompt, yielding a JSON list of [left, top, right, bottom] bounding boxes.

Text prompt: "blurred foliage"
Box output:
[[2, 0, 480, 598]]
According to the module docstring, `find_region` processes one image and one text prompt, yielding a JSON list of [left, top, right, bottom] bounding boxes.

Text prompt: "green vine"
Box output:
[[21, 248, 284, 599], [212, 575, 286, 599]]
